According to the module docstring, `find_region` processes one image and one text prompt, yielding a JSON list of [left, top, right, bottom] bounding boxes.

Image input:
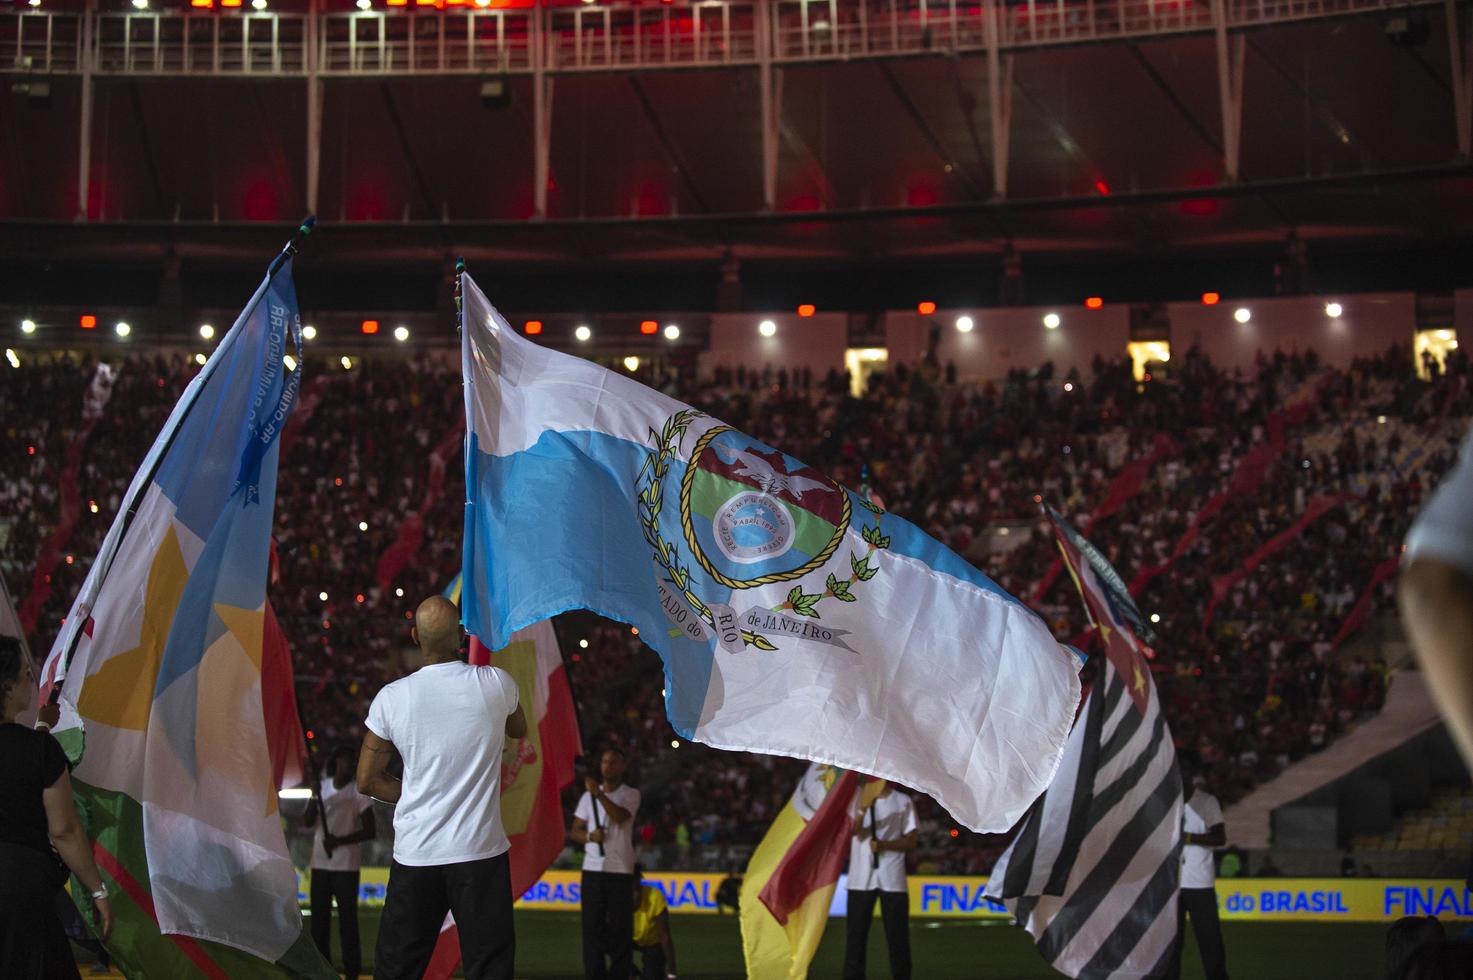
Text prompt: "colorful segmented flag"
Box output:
[[39, 242, 334, 978]]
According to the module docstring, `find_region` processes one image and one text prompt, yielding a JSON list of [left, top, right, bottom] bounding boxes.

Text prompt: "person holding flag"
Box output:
[[304, 745, 376, 980], [843, 781, 917, 980], [357, 595, 527, 980], [571, 747, 641, 980]]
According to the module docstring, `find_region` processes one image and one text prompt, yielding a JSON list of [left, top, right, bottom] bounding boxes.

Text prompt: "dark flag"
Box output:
[[987, 509, 1183, 979]]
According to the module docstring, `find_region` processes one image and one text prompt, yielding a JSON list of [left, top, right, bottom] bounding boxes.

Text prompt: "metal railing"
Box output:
[[0, 0, 1445, 78], [317, 9, 532, 75]]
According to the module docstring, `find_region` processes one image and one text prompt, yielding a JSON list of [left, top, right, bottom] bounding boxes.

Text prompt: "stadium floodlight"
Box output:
[[394, 325, 410, 342], [20, 319, 36, 335], [356, 0, 371, 8], [1325, 302, 1343, 318], [358, 521, 368, 532], [5, 349, 18, 369], [759, 319, 777, 338], [664, 324, 680, 341], [340, 356, 353, 370], [194, 353, 207, 365], [199, 324, 214, 340], [1043, 312, 1061, 330], [575, 325, 592, 342], [318, 591, 329, 601], [115, 322, 131, 338], [251, 0, 266, 9], [1234, 307, 1252, 324], [623, 356, 640, 372], [302, 325, 317, 341], [955, 316, 974, 333], [283, 354, 298, 372], [131, 0, 146, 8]]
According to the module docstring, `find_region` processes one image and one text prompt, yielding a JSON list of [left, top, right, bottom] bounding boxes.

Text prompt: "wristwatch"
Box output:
[[90, 882, 109, 901]]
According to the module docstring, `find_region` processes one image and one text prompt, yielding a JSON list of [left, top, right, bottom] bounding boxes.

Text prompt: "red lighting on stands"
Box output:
[[797, 304, 816, 318], [361, 320, 379, 335], [640, 320, 658, 335], [1085, 297, 1104, 310], [1201, 292, 1221, 306], [80, 315, 96, 329], [917, 301, 937, 316], [524, 320, 543, 335], [1094, 179, 1111, 195]]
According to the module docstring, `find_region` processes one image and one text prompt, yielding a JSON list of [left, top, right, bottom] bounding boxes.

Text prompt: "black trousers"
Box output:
[[0, 843, 79, 980], [843, 889, 911, 980], [374, 852, 515, 980], [1168, 887, 1229, 980], [635, 942, 665, 980], [581, 870, 634, 980], [310, 868, 362, 978]]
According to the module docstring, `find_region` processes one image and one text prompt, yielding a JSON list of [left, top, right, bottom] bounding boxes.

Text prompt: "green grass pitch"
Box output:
[[292, 909, 1392, 978]]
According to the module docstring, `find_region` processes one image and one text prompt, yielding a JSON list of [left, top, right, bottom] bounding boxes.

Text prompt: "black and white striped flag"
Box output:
[[986, 511, 1183, 979]]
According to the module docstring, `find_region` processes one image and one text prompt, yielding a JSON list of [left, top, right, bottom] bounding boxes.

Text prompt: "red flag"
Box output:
[[424, 621, 582, 979], [757, 770, 861, 924], [261, 601, 307, 790]]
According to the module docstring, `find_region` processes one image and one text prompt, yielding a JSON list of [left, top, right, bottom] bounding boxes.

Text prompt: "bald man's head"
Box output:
[[413, 596, 462, 661]]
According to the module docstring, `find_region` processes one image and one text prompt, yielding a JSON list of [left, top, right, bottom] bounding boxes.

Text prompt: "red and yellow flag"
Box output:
[[424, 609, 581, 979], [741, 765, 884, 979]]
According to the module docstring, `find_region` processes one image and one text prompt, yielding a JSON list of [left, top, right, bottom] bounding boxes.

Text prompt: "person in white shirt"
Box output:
[[843, 782, 918, 980], [357, 596, 527, 980], [1401, 422, 1473, 769], [305, 745, 376, 980], [1168, 753, 1229, 980], [571, 747, 641, 980]]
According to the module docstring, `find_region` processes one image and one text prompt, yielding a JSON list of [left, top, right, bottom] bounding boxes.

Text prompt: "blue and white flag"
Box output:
[[458, 273, 1081, 831]]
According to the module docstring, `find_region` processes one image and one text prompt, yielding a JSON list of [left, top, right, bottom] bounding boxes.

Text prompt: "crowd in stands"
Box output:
[[2, 337, 1468, 876]]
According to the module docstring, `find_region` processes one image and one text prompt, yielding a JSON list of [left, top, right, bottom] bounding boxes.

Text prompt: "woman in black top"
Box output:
[[0, 636, 113, 977]]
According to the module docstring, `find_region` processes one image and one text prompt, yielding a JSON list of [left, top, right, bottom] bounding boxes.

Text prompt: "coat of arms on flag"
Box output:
[[643, 411, 881, 654]]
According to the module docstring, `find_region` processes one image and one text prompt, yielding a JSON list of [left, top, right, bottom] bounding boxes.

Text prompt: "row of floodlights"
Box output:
[[18, 317, 413, 343], [524, 319, 682, 342], [17, 298, 1353, 343]]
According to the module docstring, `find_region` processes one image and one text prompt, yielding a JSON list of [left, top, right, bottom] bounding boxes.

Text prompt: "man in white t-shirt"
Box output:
[[1401, 421, 1473, 768], [843, 782, 918, 980], [357, 596, 527, 980], [306, 745, 376, 979], [1168, 753, 1228, 980], [571, 747, 641, 980]]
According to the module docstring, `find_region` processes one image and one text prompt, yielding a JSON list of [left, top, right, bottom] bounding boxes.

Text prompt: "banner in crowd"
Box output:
[[1201, 493, 1353, 630], [375, 420, 464, 591], [422, 602, 582, 980], [1331, 552, 1403, 649], [457, 271, 1080, 834], [990, 509, 1182, 979], [41, 253, 332, 978], [1127, 373, 1329, 599]]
